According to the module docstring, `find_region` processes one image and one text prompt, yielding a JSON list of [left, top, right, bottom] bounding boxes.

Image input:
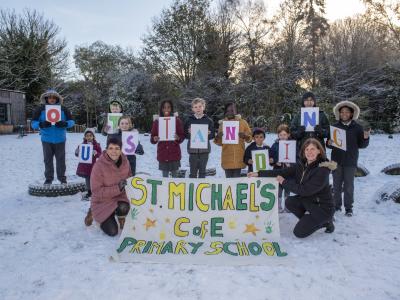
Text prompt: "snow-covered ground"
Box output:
[[0, 132, 399, 300]]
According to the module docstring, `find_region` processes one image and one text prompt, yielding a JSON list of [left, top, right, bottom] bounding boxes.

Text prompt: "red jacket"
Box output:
[[90, 151, 132, 223], [150, 117, 185, 162], [75, 139, 102, 177]]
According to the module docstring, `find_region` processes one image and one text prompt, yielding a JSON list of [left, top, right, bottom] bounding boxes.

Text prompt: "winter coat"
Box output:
[[269, 140, 294, 170], [327, 120, 369, 167], [90, 151, 132, 223], [150, 116, 185, 162], [184, 114, 215, 154], [258, 158, 336, 206], [75, 139, 102, 177], [31, 91, 75, 144], [214, 115, 252, 170], [243, 142, 271, 172]]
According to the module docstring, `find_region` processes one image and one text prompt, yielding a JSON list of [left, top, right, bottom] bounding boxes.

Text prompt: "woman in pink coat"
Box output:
[[90, 137, 132, 236]]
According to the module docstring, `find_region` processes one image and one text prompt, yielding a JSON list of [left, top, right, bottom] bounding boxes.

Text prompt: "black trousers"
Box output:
[[333, 165, 356, 210], [189, 153, 209, 178], [42, 141, 66, 182], [100, 202, 130, 237], [127, 155, 136, 176], [285, 196, 334, 238], [224, 169, 241, 178]]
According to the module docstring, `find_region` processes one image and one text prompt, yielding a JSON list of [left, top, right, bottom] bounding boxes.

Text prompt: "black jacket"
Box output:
[[259, 158, 335, 206], [327, 120, 369, 167], [243, 142, 271, 172], [184, 114, 215, 154]]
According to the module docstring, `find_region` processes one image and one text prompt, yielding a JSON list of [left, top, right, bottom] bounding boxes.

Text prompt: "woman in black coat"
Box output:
[[248, 138, 336, 238]]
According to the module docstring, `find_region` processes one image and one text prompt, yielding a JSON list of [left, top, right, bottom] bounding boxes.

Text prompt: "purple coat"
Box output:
[[75, 139, 102, 177]]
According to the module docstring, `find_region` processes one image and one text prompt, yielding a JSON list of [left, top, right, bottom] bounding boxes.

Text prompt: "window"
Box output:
[[0, 103, 8, 123]]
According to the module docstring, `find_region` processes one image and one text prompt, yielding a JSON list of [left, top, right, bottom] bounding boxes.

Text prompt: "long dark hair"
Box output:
[[159, 100, 174, 117], [300, 138, 327, 162]]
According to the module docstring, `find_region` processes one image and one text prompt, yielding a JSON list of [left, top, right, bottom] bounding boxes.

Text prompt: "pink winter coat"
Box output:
[[90, 151, 132, 223], [75, 139, 102, 177]]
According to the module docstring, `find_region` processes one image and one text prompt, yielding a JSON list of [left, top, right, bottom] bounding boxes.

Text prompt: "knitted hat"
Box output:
[[84, 127, 96, 137]]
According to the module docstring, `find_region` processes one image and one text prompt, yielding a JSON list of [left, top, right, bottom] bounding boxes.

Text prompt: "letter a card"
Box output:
[[222, 121, 239, 144], [190, 124, 208, 149]]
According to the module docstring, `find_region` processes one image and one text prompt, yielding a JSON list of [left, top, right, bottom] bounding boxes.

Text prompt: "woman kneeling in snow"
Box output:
[[248, 138, 336, 238], [90, 137, 132, 236]]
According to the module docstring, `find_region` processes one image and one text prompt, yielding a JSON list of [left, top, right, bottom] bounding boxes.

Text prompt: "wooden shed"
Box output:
[[0, 89, 26, 133]]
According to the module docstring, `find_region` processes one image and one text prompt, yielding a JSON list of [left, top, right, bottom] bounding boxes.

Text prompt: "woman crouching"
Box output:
[[90, 137, 132, 236], [248, 138, 336, 238]]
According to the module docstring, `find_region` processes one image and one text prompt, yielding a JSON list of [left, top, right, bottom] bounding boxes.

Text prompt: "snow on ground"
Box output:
[[0, 132, 399, 300]]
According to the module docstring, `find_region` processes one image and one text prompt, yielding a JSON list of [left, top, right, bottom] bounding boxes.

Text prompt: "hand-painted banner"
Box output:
[[222, 121, 239, 144], [330, 126, 347, 151], [190, 124, 208, 149], [45, 105, 61, 125], [251, 150, 271, 172], [278, 140, 296, 163], [79, 144, 93, 164], [301, 107, 319, 132], [107, 113, 123, 134], [114, 176, 287, 264], [122, 131, 139, 155], [159, 117, 176, 141]]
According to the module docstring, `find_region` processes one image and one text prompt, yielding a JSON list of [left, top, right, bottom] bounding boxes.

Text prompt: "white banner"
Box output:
[[159, 117, 176, 141], [114, 176, 287, 265], [122, 131, 139, 155], [222, 121, 239, 144], [330, 126, 347, 151], [301, 107, 319, 132], [78, 144, 93, 164], [190, 124, 208, 149], [251, 150, 271, 172], [278, 140, 296, 163], [107, 113, 123, 134], [45, 105, 61, 125]]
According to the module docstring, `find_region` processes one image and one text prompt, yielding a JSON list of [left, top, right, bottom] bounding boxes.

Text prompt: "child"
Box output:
[[244, 128, 270, 173], [117, 116, 144, 176], [31, 89, 75, 184], [101, 99, 123, 140], [270, 124, 293, 212], [184, 98, 215, 178], [214, 102, 252, 178], [151, 100, 185, 177], [75, 128, 102, 201], [327, 100, 370, 217]]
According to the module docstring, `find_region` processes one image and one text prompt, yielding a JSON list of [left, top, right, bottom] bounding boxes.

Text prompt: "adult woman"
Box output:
[[90, 137, 132, 236], [248, 138, 336, 238]]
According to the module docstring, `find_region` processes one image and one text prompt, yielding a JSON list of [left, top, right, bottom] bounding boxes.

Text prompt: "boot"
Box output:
[[44, 179, 53, 185], [117, 216, 126, 230], [345, 208, 353, 217], [324, 221, 335, 233], [84, 209, 93, 226]]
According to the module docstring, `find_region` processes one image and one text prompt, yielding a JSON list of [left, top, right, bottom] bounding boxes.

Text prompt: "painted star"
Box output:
[[149, 208, 154, 213], [165, 218, 171, 223], [228, 219, 236, 229], [244, 223, 260, 236], [255, 215, 260, 219], [160, 230, 166, 240], [143, 218, 156, 231]]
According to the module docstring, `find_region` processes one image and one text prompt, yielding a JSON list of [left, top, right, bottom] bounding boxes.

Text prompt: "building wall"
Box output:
[[0, 89, 26, 125]]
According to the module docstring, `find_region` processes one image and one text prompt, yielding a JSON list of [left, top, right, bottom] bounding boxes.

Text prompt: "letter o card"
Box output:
[[159, 117, 176, 141], [330, 126, 346, 151], [79, 144, 93, 164], [252, 150, 271, 172], [45, 105, 61, 125], [222, 121, 239, 144], [122, 131, 139, 155], [301, 107, 319, 132], [279, 140, 296, 163]]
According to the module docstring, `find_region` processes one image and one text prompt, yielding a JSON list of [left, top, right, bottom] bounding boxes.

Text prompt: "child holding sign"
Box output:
[[243, 128, 271, 173], [31, 89, 75, 184], [184, 98, 215, 178], [214, 103, 252, 178], [270, 124, 293, 212], [101, 99, 124, 141], [151, 100, 185, 177], [326, 101, 370, 217], [75, 128, 102, 201], [290, 92, 330, 153]]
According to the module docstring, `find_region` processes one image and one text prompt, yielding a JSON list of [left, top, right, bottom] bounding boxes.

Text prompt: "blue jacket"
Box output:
[[31, 105, 75, 143]]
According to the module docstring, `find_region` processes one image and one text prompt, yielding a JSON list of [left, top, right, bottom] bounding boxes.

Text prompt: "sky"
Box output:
[[2, 0, 367, 52]]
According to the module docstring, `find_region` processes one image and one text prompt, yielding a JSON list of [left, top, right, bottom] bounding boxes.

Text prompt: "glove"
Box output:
[[216, 132, 223, 139], [55, 120, 68, 128], [118, 179, 127, 191], [314, 125, 323, 136], [238, 132, 249, 139], [39, 121, 52, 128]]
